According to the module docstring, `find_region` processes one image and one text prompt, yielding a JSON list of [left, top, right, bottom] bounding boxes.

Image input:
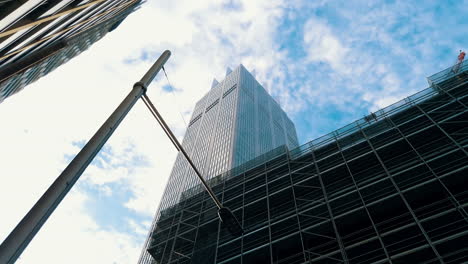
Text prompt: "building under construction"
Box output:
[[139, 65, 299, 264], [0, 0, 142, 103], [145, 62, 468, 264]]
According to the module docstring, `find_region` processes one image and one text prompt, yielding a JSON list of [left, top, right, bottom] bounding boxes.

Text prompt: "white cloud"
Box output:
[[100, 185, 113, 196], [303, 17, 350, 73], [301, 15, 412, 112], [127, 218, 149, 236], [2, 1, 459, 263], [15, 189, 141, 264], [1, 1, 296, 263]]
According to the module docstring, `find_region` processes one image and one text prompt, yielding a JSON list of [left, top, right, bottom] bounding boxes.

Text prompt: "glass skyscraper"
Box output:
[[138, 65, 299, 264], [0, 0, 142, 103], [139, 62, 468, 264]]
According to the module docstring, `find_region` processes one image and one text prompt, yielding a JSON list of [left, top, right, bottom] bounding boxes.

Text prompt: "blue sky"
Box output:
[[0, 0, 466, 263]]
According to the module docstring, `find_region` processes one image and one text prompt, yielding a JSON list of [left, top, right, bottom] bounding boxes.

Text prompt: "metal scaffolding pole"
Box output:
[[384, 116, 468, 222], [309, 147, 349, 263], [334, 135, 393, 263], [413, 103, 468, 158], [357, 123, 445, 263], [0, 50, 171, 264]]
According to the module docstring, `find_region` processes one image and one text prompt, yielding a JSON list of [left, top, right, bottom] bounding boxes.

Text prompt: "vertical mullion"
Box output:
[[414, 104, 468, 157], [186, 193, 209, 263], [334, 136, 393, 263], [158, 213, 176, 264], [358, 124, 444, 263], [166, 203, 187, 263], [265, 162, 274, 264], [385, 116, 468, 222], [310, 147, 349, 263], [434, 84, 468, 109], [213, 178, 227, 263], [240, 174, 245, 264], [285, 153, 307, 262]]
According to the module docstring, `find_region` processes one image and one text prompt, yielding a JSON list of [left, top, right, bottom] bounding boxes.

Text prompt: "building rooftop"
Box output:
[[164, 62, 468, 209]]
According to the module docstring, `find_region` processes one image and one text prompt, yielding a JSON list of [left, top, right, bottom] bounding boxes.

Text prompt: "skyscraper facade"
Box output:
[[0, 0, 142, 103], [138, 65, 299, 264], [140, 63, 467, 264]]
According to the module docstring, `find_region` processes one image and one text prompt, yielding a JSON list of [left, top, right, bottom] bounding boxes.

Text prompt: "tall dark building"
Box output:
[[0, 0, 142, 103], [139, 65, 299, 264], [142, 62, 468, 264]]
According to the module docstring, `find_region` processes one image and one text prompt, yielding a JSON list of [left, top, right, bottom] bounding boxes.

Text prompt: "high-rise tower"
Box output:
[[0, 0, 142, 103], [138, 65, 299, 264], [140, 62, 468, 264]]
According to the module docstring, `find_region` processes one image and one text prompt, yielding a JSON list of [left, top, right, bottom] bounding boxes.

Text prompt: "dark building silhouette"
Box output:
[[139, 65, 298, 264], [142, 62, 468, 264], [0, 0, 142, 103]]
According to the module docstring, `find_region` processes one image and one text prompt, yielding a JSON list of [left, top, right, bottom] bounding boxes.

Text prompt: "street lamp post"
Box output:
[[0, 49, 242, 264], [141, 94, 243, 236], [0, 50, 171, 264]]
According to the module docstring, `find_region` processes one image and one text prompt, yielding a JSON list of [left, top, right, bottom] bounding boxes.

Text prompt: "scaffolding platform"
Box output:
[[148, 66, 468, 264], [427, 61, 468, 93]]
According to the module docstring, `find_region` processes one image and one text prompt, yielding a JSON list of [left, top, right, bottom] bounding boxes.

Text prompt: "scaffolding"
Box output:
[[147, 64, 468, 264]]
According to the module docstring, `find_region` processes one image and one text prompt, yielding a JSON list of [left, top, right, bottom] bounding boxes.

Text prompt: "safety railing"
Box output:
[[427, 61, 467, 86], [164, 62, 468, 212]]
